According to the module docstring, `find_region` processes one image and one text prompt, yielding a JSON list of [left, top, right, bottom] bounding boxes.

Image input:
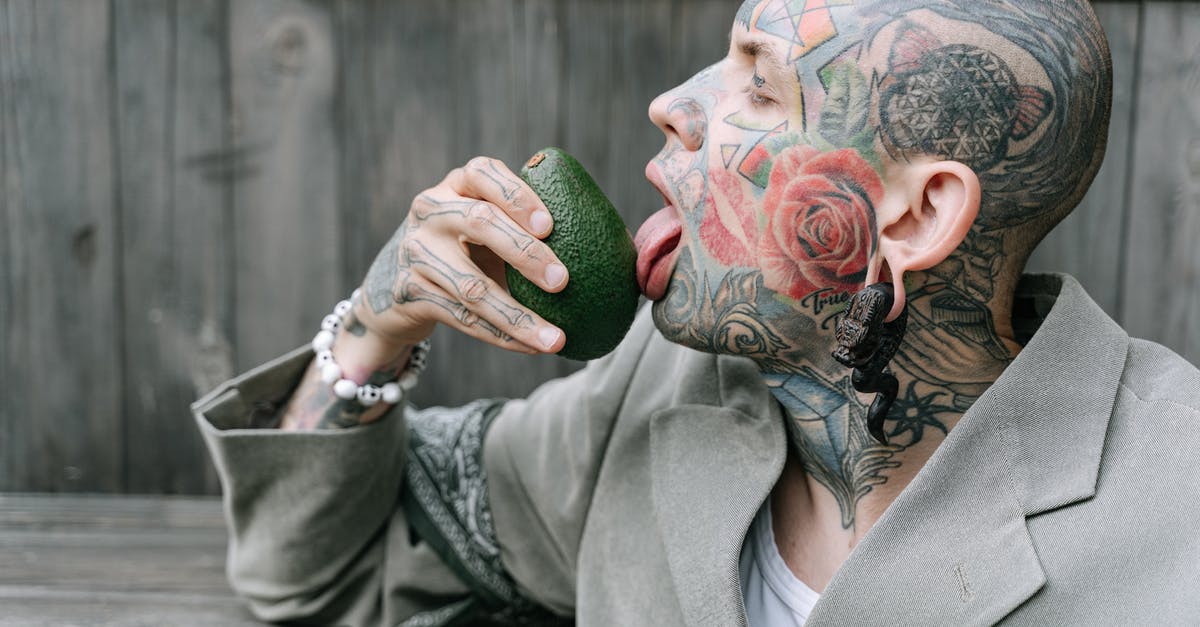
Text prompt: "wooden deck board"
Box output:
[[0, 494, 263, 626]]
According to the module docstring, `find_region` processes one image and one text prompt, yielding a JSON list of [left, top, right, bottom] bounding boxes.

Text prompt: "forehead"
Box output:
[[734, 0, 858, 49], [731, 0, 866, 87]]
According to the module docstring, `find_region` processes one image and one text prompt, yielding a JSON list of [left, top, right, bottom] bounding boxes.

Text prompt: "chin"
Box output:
[[648, 247, 808, 372], [649, 260, 716, 354], [650, 297, 713, 354]]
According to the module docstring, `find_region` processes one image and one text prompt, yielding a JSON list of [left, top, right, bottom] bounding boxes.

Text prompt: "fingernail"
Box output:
[[530, 210, 552, 235], [544, 263, 568, 288], [538, 327, 561, 350]]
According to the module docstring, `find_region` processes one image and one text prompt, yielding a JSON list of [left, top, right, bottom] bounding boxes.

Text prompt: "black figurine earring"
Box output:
[[832, 283, 909, 445]]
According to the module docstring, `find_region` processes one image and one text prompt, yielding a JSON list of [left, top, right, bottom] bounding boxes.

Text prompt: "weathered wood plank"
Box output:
[[670, 0, 732, 87], [0, 0, 122, 492], [1026, 1, 1141, 317], [114, 0, 230, 494], [334, 0, 455, 289], [0, 494, 262, 625], [513, 0, 566, 162], [0, 592, 263, 627], [610, 0, 674, 232], [1122, 1, 1200, 364], [230, 0, 341, 371]]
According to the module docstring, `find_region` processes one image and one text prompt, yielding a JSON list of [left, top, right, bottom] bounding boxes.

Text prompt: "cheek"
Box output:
[[678, 170, 708, 215], [696, 167, 765, 268]]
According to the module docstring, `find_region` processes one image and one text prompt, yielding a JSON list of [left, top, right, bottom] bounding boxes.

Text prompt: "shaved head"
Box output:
[[737, 0, 1112, 278], [858, 0, 1112, 233]]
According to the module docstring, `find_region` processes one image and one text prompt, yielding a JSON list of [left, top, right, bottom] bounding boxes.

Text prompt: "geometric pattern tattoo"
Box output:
[[882, 41, 1052, 172]]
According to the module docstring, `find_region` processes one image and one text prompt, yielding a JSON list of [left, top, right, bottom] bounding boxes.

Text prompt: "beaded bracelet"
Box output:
[[310, 289, 431, 407]]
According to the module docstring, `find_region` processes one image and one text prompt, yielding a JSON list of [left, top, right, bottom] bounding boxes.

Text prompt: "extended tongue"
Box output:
[[634, 206, 683, 298]]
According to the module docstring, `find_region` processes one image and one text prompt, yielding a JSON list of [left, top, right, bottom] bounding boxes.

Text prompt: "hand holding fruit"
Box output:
[[348, 149, 640, 375], [351, 155, 571, 368]]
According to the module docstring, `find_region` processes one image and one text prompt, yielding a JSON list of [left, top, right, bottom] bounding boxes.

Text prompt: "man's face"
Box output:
[[637, 0, 884, 367]]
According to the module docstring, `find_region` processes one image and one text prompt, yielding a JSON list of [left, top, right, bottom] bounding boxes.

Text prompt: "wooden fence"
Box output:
[[1, 0, 1196, 494]]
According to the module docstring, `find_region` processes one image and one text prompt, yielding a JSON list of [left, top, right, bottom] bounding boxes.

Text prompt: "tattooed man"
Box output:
[[195, 1, 1200, 625]]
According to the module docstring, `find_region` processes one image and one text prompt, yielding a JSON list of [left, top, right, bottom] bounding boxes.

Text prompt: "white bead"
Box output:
[[320, 362, 342, 385], [381, 382, 402, 404], [333, 379, 358, 399], [315, 350, 334, 366], [312, 330, 335, 352], [399, 371, 419, 390], [333, 300, 353, 318], [357, 385, 382, 406], [351, 288, 362, 303], [320, 314, 342, 332]]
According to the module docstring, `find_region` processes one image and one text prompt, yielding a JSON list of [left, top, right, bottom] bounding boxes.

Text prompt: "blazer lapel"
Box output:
[[650, 402, 787, 627], [809, 274, 1129, 626], [805, 404, 1048, 626]]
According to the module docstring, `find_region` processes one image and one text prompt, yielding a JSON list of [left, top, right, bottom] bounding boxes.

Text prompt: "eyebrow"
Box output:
[[738, 39, 791, 85]]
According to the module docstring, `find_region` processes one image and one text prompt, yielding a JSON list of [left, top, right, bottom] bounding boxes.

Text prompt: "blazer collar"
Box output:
[[649, 274, 1129, 626]]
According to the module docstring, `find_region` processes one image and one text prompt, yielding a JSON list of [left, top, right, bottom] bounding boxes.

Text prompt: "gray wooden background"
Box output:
[[1, 0, 1195, 495]]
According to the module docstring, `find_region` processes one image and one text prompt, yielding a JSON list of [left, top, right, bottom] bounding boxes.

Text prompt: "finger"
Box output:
[[392, 273, 542, 355], [444, 156, 553, 238], [410, 193, 568, 293], [403, 238, 566, 353]]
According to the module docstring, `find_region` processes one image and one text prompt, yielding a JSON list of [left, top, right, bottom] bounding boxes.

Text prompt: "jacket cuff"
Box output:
[[191, 347, 410, 612], [191, 345, 315, 430]]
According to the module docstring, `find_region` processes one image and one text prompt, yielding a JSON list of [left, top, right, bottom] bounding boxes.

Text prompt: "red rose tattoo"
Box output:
[[759, 147, 881, 301]]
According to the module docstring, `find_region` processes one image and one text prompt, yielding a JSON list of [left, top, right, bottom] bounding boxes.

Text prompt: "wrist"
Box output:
[[330, 328, 414, 385]]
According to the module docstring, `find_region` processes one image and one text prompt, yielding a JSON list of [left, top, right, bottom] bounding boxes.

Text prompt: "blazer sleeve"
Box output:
[[192, 306, 658, 625], [480, 306, 656, 615], [193, 347, 478, 625]]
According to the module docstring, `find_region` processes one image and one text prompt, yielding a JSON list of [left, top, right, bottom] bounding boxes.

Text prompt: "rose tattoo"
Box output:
[[759, 146, 881, 301]]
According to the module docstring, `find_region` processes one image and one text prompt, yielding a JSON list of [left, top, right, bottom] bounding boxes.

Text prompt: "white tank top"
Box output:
[[739, 499, 821, 626]]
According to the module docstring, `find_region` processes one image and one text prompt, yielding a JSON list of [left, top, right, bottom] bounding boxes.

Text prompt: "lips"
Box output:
[[634, 205, 683, 301]]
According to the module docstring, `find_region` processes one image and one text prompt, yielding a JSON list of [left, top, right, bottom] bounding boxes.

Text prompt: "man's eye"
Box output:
[[745, 86, 775, 107], [745, 70, 775, 107]]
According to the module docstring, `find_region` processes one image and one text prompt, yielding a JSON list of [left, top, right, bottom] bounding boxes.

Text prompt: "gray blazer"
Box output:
[[194, 274, 1200, 626]]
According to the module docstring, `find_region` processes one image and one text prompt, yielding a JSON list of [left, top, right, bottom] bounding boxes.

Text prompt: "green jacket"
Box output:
[[194, 274, 1200, 626]]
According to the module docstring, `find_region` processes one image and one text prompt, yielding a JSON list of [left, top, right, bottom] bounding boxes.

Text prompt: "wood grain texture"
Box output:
[[669, 0, 732, 87], [0, 1, 122, 492], [0, 494, 264, 625], [334, 0, 455, 288], [230, 0, 341, 372], [114, 0, 229, 494], [1025, 1, 1141, 315], [1122, 1, 1200, 364]]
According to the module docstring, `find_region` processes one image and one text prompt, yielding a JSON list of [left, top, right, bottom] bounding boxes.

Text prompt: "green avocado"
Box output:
[[505, 147, 639, 361]]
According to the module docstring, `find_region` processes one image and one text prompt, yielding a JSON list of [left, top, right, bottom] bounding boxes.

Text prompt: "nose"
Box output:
[[649, 90, 706, 153]]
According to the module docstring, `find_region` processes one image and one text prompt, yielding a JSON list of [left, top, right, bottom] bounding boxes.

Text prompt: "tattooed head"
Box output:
[[643, 0, 1110, 367], [860, 0, 1112, 233]]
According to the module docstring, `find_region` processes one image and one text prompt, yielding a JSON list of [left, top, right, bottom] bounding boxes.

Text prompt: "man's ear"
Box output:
[[869, 160, 981, 320]]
